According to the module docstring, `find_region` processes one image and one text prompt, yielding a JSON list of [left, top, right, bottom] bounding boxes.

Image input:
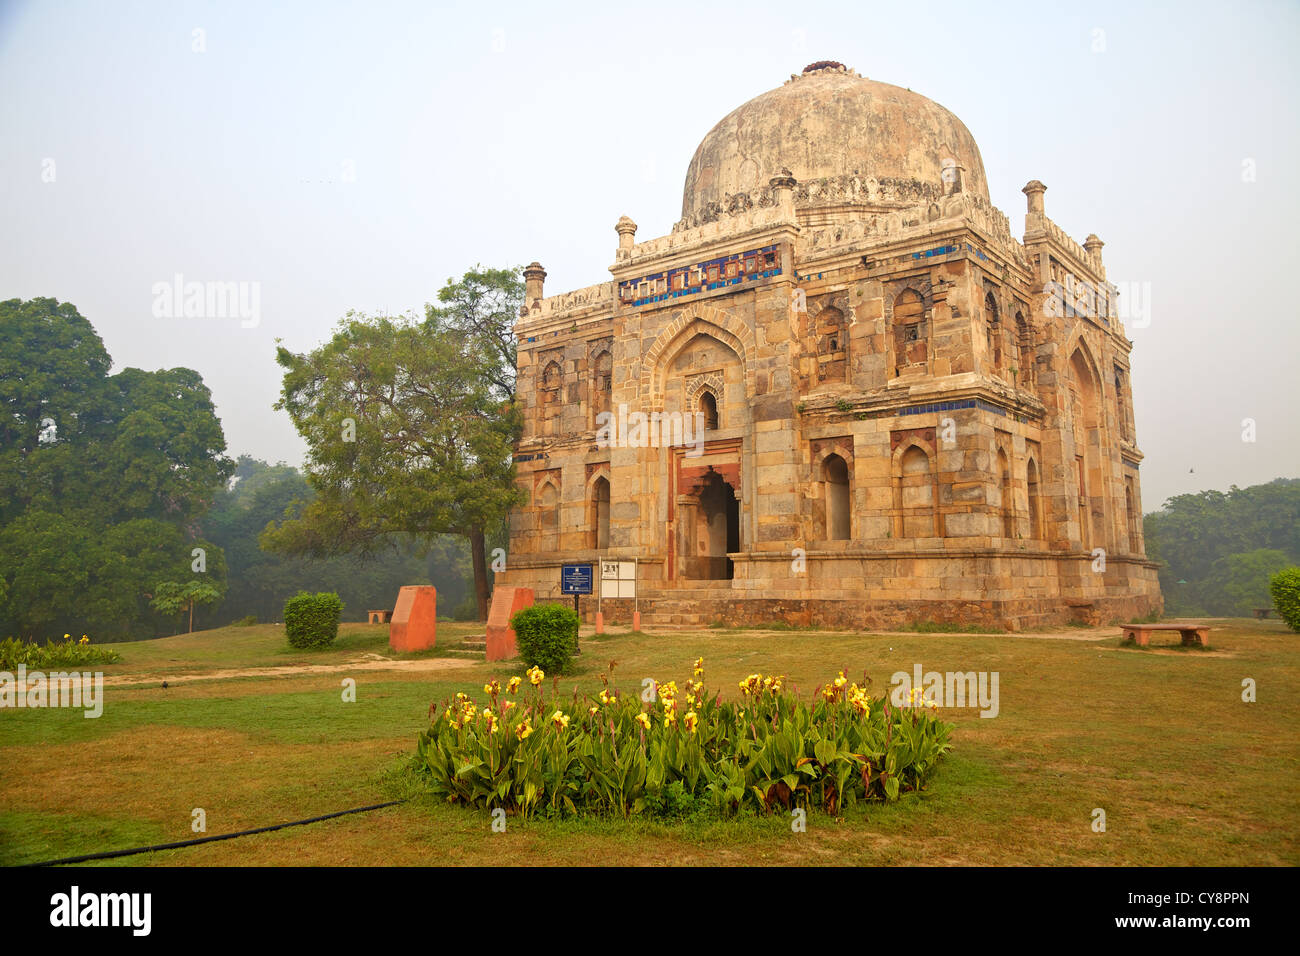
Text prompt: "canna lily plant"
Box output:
[[413, 658, 953, 821]]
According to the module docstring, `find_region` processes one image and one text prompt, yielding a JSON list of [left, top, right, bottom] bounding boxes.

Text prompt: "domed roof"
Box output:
[[681, 63, 989, 222]]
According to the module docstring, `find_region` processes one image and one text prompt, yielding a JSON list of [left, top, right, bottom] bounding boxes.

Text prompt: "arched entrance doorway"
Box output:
[[680, 468, 738, 580]]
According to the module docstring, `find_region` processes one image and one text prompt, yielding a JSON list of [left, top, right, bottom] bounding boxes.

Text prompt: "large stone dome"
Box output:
[[680, 62, 989, 223]]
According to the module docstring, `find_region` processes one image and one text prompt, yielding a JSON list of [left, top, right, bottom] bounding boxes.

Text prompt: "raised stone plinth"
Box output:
[[486, 587, 533, 662], [389, 585, 437, 653]]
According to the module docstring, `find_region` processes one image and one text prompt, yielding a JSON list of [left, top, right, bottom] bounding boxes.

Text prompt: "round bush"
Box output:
[[284, 591, 344, 648], [1269, 567, 1300, 632], [510, 602, 578, 674]]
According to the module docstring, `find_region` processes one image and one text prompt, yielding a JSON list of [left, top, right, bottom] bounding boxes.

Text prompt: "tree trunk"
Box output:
[[188, 601, 194, 634], [470, 526, 490, 621]]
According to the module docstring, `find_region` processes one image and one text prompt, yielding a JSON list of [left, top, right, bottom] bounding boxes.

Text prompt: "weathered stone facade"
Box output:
[[501, 62, 1162, 630]]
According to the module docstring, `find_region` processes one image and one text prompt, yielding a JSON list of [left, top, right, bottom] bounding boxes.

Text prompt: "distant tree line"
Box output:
[[204, 455, 479, 627], [1, 280, 519, 642], [0, 297, 231, 641], [1144, 478, 1300, 617]]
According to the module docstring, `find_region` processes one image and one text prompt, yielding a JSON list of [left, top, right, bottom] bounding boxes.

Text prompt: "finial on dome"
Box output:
[[796, 60, 859, 79]]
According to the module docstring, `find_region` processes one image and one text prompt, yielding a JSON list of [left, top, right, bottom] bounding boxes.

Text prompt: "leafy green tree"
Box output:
[[1204, 549, 1294, 616], [202, 457, 472, 623], [266, 310, 522, 619], [1145, 479, 1300, 616], [0, 298, 232, 640], [150, 579, 224, 634], [424, 265, 524, 401]]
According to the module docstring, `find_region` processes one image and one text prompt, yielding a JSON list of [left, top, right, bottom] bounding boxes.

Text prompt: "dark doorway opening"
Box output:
[[684, 470, 738, 581]]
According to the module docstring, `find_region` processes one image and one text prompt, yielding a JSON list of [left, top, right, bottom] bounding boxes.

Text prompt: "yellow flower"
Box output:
[[63, 633, 70, 640], [683, 710, 698, 733], [850, 690, 871, 717], [693, 657, 704, 677], [507, 676, 522, 695], [516, 719, 533, 740], [527, 666, 545, 686], [663, 710, 677, 727], [589, 705, 599, 716], [503, 700, 516, 711], [483, 708, 498, 733], [635, 712, 651, 730], [550, 709, 570, 730]]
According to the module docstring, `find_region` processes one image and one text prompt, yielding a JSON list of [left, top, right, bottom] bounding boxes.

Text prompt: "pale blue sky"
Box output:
[[2, 0, 1297, 508]]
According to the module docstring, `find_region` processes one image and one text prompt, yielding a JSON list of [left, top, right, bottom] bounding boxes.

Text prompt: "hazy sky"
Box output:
[[2, 0, 1296, 510]]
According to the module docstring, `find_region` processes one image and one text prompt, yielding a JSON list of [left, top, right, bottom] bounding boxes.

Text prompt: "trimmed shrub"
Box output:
[[511, 603, 578, 674], [1269, 567, 1300, 632], [284, 591, 344, 648], [232, 614, 258, 627]]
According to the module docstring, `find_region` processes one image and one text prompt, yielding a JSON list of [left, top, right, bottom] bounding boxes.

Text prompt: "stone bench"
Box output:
[[1253, 608, 1272, 620], [367, 609, 393, 624], [1121, 623, 1210, 647]]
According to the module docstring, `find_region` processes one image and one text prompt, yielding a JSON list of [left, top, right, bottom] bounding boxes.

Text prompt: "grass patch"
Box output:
[[901, 620, 1003, 634], [0, 617, 1296, 866]]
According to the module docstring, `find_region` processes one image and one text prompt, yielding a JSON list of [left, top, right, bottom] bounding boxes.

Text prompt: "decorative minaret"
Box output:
[[523, 261, 547, 314], [615, 216, 637, 261]]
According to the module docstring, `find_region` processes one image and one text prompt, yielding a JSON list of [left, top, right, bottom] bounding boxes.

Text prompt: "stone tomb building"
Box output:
[[500, 62, 1162, 629]]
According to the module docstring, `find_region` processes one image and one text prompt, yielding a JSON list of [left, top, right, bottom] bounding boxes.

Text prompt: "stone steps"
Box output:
[[452, 635, 486, 657]]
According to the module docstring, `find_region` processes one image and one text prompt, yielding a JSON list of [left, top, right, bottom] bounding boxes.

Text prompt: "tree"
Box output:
[[150, 579, 223, 634], [201, 457, 472, 624], [0, 298, 232, 640], [1145, 479, 1300, 616], [1204, 549, 1294, 616], [424, 265, 524, 401], [266, 311, 523, 620]]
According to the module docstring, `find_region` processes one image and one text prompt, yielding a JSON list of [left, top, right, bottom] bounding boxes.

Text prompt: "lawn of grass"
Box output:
[[1, 618, 1296, 866], [98, 620, 486, 678]]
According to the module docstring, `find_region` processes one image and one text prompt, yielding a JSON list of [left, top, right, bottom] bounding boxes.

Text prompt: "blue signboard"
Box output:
[[561, 564, 594, 595]]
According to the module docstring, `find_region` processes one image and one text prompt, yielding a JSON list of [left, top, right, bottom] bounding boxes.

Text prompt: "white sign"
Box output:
[[600, 560, 636, 599]]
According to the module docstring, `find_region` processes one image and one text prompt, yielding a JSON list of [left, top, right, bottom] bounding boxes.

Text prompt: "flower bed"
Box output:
[[413, 660, 953, 819], [0, 635, 122, 670]]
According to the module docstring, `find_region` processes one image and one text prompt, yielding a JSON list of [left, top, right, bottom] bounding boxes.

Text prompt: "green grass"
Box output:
[[1, 617, 1296, 866], [88, 620, 485, 679], [900, 620, 1004, 634]]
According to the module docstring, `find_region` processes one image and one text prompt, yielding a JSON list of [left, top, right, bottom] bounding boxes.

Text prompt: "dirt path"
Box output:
[[102, 656, 479, 687]]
